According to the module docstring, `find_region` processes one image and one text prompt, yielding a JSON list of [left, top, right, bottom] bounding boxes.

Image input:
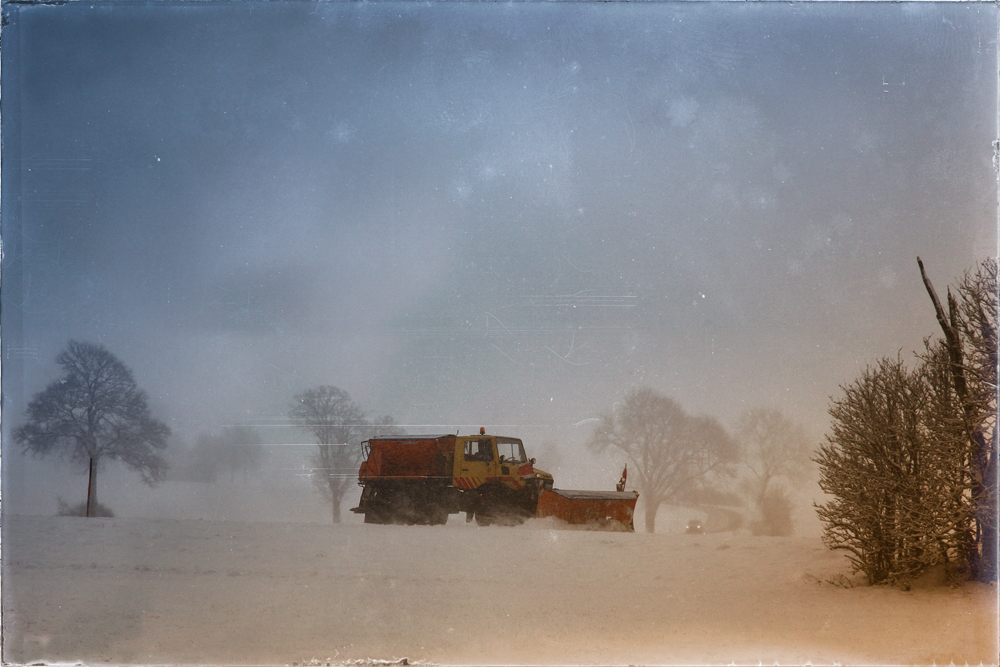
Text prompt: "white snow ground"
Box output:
[[2, 514, 997, 666]]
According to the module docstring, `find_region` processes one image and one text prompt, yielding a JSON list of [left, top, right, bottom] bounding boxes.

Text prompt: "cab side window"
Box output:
[[496, 438, 526, 463], [465, 439, 493, 462]]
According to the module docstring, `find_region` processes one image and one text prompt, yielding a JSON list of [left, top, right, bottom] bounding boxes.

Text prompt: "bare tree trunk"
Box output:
[[978, 448, 998, 580], [644, 498, 660, 533], [331, 497, 342, 524], [752, 478, 770, 525], [86, 457, 96, 518]]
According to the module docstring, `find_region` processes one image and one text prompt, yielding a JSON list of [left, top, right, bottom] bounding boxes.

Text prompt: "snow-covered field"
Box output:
[[2, 514, 996, 666]]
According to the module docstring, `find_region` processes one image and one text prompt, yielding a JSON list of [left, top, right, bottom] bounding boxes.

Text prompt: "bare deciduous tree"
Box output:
[[815, 355, 971, 584], [14, 340, 170, 517], [290, 386, 366, 523], [918, 257, 997, 581], [588, 387, 738, 533], [736, 408, 813, 535]]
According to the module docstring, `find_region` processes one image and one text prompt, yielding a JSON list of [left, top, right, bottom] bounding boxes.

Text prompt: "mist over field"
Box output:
[[1, 1, 997, 663]]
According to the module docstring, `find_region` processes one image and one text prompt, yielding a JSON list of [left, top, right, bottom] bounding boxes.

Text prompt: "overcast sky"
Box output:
[[2, 1, 996, 514]]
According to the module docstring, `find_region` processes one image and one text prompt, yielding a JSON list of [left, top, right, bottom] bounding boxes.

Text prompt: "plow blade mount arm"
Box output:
[[535, 489, 639, 532]]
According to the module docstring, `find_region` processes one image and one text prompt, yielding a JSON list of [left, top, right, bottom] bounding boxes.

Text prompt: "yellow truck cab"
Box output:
[[453, 433, 554, 525], [454, 434, 551, 492]]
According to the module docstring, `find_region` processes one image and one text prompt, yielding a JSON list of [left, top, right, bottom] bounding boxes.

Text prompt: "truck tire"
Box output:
[[364, 484, 450, 526], [428, 505, 448, 525], [475, 484, 528, 527]]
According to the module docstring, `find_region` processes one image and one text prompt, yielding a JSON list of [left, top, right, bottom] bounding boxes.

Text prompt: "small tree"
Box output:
[[736, 408, 813, 536], [290, 386, 366, 523], [815, 355, 971, 584], [588, 387, 738, 532], [14, 340, 170, 517]]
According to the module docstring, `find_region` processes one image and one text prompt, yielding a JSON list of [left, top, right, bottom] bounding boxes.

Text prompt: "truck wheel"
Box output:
[[476, 487, 525, 527], [428, 506, 448, 526]]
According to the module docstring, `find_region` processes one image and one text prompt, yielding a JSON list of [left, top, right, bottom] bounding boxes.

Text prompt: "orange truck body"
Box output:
[[359, 435, 455, 480], [352, 431, 637, 531]]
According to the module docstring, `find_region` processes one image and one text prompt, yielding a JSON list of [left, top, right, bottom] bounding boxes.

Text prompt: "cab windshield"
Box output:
[[496, 437, 526, 464]]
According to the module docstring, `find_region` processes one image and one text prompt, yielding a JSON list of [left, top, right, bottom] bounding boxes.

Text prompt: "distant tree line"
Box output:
[[815, 258, 997, 584], [168, 425, 264, 484], [12, 344, 815, 532]]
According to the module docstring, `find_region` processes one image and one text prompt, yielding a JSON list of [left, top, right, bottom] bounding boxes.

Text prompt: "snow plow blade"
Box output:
[[535, 489, 638, 532]]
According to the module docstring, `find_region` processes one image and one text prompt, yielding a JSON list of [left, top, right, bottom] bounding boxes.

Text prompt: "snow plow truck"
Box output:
[[350, 429, 638, 531]]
